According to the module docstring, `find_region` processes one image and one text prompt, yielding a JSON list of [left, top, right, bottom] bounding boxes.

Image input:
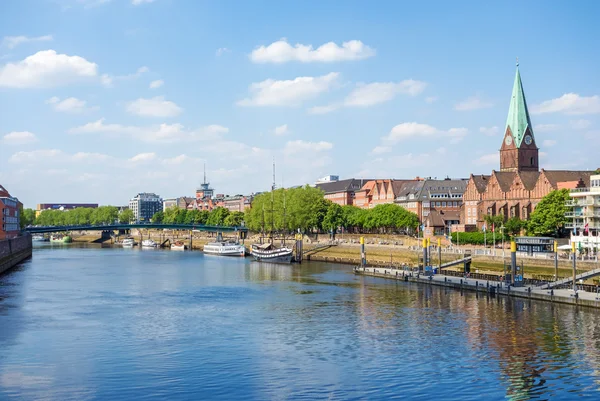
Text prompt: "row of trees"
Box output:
[[152, 207, 244, 227], [33, 206, 124, 226], [243, 186, 420, 234]]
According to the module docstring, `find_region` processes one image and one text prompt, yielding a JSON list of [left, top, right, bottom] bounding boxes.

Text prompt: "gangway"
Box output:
[[438, 256, 472, 270], [541, 267, 600, 289], [303, 242, 337, 256]]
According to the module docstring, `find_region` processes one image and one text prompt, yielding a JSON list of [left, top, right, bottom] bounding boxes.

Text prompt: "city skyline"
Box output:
[[1, 0, 599, 208]]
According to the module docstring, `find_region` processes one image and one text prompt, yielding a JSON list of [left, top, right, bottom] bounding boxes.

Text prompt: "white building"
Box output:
[[566, 174, 600, 250], [129, 193, 162, 222], [315, 175, 339, 185]]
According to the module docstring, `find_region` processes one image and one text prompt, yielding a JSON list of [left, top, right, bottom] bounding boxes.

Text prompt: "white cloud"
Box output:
[[307, 104, 340, 115], [1, 35, 53, 49], [9, 149, 63, 163], [46, 96, 95, 113], [532, 94, 600, 115], [479, 126, 499, 136], [370, 146, 391, 155], [308, 79, 426, 113], [425, 96, 438, 104], [149, 79, 164, 89], [250, 39, 375, 63], [71, 152, 112, 162], [132, 0, 155, 4], [101, 66, 149, 88], [542, 139, 557, 147], [2, 131, 37, 144], [454, 95, 493, 111], [237, 72, 339, 107], [69, 118, 227, 143], [126, 96, 183, 117], [283, 140, 333, 155], [474, 153, 498, 166], [343, 80, 427, 107], [161, 154, 194, 165], [216, 47, 230, 56], [273, 124, 289, 136], [571, 119, 591, 130], [383, 122, 468, 144], [534, 123, 560, 132], [0, 50, 97, 88], [129, 152, 156, 163]]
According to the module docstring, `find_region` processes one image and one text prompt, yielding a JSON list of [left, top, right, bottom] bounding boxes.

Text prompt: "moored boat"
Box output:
[[122, 238, 136, 247], [203, 241, 245, 257], [50, 235, 72, 244], [141, 239, 157, 248], [171, 241, 186, 251], [32, 234, 48, 242], [250, 243, 293, 263]]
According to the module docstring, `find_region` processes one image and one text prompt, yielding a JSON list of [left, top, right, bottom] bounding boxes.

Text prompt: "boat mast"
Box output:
[[270, 159, 275, 245]]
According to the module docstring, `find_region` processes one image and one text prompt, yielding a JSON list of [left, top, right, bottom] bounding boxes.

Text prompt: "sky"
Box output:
[[1, 0, 599, 208]]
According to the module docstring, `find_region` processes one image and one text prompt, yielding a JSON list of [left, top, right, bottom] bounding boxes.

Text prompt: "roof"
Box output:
[[426, 210, 461, 227], [505, 65, 534, 147], [0, 184, 10, 198], [542, 170, 594, 187], [519, 171, 541, 191], [316, 178, 371, 194], [493, 171, 516, 192], [472, 174, 490, 193]]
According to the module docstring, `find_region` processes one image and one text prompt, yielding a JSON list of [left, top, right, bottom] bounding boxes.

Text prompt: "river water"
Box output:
[[1, 244, 600, 400]]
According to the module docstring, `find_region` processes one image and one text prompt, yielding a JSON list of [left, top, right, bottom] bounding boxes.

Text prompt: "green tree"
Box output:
[[207, 207, 230, 226], [20, 208, 36, 228], [504, 217, 524, 237], [322, 202, 344, 233], [527, 189, 570, 236], [120, 209, 135, 223], [163, 206, 179, 224], [483, 214, 505, 229], [224, 211, 244, 227]]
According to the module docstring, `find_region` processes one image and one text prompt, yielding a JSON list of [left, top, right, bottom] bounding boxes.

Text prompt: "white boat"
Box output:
[[171, 241, 186, 251], [203, 241, 246, 257], [122, 238, 135, 247], [32, 234, 47, 242], [141, 239, 157, 248], [250, 243, 293, 263]]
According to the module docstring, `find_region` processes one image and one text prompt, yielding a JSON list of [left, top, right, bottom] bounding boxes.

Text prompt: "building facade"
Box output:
[[129, 193, 162, 222], [354, 179, 412, 209], [566, 174, 600, 250], [461, 64, 594, 230], [395, 178, 467, 234], [221, 195, 252, 213], [0, 184, 21, 240], [163, 197, 195, 212], [316, 178, 371, 206]]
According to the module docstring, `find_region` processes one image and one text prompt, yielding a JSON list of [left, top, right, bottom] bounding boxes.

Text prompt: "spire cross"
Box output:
[[516, 57, 519, 67]]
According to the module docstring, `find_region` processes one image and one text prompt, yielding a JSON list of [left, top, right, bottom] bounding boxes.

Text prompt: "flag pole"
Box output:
[[493, 223, 496, 257]]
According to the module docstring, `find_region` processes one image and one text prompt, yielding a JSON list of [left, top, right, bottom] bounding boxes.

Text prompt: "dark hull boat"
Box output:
[[251, 243, 293, 263]]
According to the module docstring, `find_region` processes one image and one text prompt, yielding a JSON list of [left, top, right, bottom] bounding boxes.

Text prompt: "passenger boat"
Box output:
[[250, 243, 293, 263], [122, 238, 136, 247], [32, 234, 48, 242], [203, 241, 246, 257], [141, 239, 157, 248], [50, 235, 72, 244], [171, 241, 186, 251]]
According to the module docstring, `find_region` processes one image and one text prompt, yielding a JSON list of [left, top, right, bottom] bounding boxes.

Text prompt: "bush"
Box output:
[[451, 231, 507, 245]]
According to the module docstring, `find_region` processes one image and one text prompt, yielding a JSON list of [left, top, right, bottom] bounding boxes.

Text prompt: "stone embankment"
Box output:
[[0, 234, 32, 275]]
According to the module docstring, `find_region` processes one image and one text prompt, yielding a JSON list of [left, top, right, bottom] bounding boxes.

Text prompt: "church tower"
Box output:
[[499, 62, 539, 172]]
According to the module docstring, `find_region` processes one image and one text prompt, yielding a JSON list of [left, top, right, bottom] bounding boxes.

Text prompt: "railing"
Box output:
[[565, 212, 584, 217]]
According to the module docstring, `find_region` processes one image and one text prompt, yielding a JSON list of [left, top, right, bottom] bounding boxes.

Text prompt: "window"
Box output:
[[442, 202, 446, 207], [530, 157, 535, 166]]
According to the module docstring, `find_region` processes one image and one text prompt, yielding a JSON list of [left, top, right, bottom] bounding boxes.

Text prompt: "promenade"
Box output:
[[354, 266, 600, 309]]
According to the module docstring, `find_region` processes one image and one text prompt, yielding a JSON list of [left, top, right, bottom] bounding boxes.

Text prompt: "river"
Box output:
[[1, 244, 600, 400]]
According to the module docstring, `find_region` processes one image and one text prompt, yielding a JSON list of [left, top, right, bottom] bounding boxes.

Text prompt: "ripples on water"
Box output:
[[1, 245, 600, 400]]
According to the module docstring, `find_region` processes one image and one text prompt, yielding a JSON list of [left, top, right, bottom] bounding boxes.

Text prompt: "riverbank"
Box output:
[[0, 234, 32, 275], [354, 266, 600, 309]]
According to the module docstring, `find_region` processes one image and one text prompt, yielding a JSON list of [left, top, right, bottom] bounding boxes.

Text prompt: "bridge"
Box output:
[[25, 223, 248, 234], [540, 266, 600, 289]]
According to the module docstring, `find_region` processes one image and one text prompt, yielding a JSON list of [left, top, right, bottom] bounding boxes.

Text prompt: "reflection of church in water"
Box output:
[[461, 63, 594, 230]]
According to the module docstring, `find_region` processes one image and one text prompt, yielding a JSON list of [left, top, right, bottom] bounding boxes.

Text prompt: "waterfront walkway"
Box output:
[[355, 266, 600, 309]]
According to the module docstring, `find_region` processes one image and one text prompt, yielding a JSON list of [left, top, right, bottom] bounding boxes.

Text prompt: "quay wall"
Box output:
[[355, 267, 600, 310], [0, 234, 32, 275]]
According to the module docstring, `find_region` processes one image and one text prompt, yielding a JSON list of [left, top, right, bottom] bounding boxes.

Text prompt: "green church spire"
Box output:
[[505, 61, 534, 147]]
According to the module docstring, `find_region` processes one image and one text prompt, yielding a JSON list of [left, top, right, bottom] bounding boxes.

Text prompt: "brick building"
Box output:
[[316, 178, 371, 206], [221, 195, 253, 213], [461, 64, 594, 230], [0, 184, 22, 240], [354, 179, 413, 208], [395, 178, 467, 235]]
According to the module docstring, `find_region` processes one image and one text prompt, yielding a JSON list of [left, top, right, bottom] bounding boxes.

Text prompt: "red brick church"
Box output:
[[460, 64, 594, 230]]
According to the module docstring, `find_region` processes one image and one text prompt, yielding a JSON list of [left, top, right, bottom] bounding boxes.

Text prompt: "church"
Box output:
[[460, 64, 594, 230]]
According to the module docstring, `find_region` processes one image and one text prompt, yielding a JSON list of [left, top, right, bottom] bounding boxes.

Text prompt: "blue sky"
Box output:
[[1, 0, 599, 208]]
